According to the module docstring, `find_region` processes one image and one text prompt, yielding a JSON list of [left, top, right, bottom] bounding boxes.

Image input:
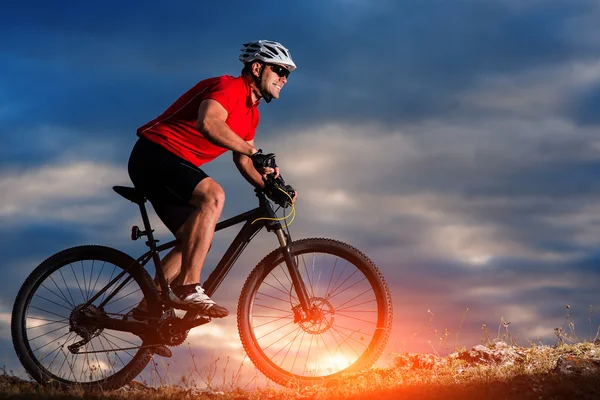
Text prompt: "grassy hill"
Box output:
[[3, 340, 599, 400]]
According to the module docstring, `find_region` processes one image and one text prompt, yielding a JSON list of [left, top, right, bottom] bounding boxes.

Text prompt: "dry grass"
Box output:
[[3, 306, 600, 400]]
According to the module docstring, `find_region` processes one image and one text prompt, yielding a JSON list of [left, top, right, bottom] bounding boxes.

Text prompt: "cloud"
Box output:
[[2, 0, 600, 382], [0, 160, 128, 223], [568, 81, 600, 126]]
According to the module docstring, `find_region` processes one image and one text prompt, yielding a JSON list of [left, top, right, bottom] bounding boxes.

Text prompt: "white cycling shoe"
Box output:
[[169, 284, 229, 318]]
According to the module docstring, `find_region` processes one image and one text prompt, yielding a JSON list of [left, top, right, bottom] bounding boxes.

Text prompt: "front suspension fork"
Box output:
[[275, 230, 312, 315]]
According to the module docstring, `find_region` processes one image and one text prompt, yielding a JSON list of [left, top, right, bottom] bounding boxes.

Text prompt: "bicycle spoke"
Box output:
[[98, 336, 124, 373], [289, 329, 306, 375], [80, 261, 88, 302], [336, 298, 377, 312], [29, 323, 69, 342], [303, 333, 316, 375], [33, 294, 73, 313], [253, 314, 294, 329], [40, 282, 73, 309], [105, 286, 141, 307], [87, 260, 95, 301], [103, 331, 141, 348], [27, 319, 69, 330], [266, 272, 298, 302], [59, 340, 77, 382], [312, 254, 326, 299], [29, 306, 68, 322], [331, 324, 371, 350], [70, 263, 86, 303], [253, 303, 293, 314], [256, 290, 292, 304], [328, 328, 361, 362], [317, 331, 334, 361], [59, 269, 76, 307], [325, 257, 340, 301], [100, 265, 117, 304], [44, 331, 72, 375], [326, 260, 350, 298], [329, 268, 359, 300], [38, 332, 72, 364], [263, 325, 303, 354], [32, 329, 72, 354], [271, 326, 304, 363], [90, 261, 106, 298], [328, 289, 377, 311], [256, 320, 296, 342], [329, 278, 368, 303], [334, 313, 377, 325]]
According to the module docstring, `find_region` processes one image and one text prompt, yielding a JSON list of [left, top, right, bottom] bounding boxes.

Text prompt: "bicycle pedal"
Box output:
[[153, 345, 172, 358]]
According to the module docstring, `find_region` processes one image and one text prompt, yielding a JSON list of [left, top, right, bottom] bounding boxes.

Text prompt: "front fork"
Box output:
[[275, 229, 312, 316]]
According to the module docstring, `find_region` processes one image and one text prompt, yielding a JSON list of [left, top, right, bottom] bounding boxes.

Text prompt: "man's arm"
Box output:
[[197, 99, 257, 156], [234, 140, 299, 203], [233, 140, 270, 188]]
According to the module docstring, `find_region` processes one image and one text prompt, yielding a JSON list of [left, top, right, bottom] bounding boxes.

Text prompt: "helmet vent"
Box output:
[[263, 44, 278, 54]]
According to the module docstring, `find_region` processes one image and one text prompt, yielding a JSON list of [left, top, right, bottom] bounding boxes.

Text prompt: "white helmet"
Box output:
[[239, 40, 297, 71]]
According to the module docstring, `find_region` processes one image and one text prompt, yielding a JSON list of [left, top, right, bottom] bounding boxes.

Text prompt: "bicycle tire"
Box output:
[[11, 245, 161, 390], [237, 238, 393, 387]]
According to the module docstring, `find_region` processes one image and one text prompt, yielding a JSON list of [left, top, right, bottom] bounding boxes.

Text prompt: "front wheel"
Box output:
[[237, 238, 393, 387]]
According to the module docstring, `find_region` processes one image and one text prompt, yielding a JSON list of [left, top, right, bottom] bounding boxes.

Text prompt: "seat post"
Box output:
[[137, 202, 158, 250], [137, 201, 171, 293]]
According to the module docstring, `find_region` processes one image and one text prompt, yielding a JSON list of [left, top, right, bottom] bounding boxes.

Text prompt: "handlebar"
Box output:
[[260, 174, 295, 208]]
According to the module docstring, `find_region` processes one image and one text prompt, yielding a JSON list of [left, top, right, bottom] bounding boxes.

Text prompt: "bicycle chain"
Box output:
[[72, 343, 167, 354], [69, 311, 182, 355]]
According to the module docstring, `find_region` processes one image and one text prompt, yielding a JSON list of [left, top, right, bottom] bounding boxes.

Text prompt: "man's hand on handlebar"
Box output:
[[251, 150, 298, 207], [263, 175, 297, 208], [250, 150, 279, 179]]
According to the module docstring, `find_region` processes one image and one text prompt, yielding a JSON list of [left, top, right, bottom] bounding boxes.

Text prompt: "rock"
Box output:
[[554, 355, 600, 376], [393, 353, 447, 370], [452, 341, 524, 367]]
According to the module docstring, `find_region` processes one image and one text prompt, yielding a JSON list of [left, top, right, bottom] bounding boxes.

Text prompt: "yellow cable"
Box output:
[[283, 204, 296, 228], [251, 187, 296, 226]]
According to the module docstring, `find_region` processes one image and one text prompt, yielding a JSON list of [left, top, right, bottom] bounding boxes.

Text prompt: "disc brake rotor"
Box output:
[[295, 297, 335, 334]]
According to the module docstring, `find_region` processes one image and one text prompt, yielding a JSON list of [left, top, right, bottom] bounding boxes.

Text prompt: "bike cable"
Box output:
[[251, 187, 296, 227]]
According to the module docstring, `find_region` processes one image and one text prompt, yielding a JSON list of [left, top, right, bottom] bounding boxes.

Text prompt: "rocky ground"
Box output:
[[2, 341, 600, 399]]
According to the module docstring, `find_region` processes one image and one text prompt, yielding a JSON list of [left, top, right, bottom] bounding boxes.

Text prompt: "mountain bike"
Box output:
[[11, 175, 393, 389]]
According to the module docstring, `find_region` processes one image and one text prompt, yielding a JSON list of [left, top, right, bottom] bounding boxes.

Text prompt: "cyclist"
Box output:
[[127, 40, 297, 320]]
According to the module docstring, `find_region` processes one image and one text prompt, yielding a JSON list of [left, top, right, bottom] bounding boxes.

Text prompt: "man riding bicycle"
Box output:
[[127, 40, 297, 320]]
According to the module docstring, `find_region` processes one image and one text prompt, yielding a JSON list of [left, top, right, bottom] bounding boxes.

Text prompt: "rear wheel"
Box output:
[[11, 245, 161, 390], [238, 238, 393, 386]]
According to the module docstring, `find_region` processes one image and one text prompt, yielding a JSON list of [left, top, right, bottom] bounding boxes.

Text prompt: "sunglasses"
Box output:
[[269, 64, 290, 79]]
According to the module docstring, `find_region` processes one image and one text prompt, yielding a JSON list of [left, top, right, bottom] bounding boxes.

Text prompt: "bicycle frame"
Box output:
[[82, 189, 312, 335]]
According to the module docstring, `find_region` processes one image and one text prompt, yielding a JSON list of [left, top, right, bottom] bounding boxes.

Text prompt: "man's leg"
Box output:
[[177, 177, 224, 284], [156, 245, 184, 287], [134, 246, 183, 312], [132, 178, 224, 315], [168, 177, 229, 317]]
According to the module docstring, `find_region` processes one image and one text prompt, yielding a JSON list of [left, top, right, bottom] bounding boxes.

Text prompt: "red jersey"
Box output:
[[137, 75, 260, 166]]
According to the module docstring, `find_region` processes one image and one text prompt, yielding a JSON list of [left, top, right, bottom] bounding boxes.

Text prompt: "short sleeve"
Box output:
[[204, 76, 239, 114]]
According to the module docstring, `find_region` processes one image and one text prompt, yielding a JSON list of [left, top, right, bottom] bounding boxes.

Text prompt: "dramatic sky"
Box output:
[[2, 0, 600, 388]]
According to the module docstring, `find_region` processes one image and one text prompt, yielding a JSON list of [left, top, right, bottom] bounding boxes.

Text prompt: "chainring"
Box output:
[[157, 314, 189, 347]]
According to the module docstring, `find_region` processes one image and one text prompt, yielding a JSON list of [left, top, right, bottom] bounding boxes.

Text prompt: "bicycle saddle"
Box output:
[[113, 186, 147, 204]]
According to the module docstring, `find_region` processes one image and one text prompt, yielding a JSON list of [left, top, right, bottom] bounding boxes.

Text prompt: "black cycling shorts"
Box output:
[[128, 136, 209, 235]]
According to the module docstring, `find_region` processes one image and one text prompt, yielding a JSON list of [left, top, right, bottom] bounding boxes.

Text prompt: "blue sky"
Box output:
[[2, 0, 600, 387]]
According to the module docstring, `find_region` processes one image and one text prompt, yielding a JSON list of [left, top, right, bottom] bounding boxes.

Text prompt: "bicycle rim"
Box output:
[[12, 246, 158, 388], [238, 238, 392, 386]]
